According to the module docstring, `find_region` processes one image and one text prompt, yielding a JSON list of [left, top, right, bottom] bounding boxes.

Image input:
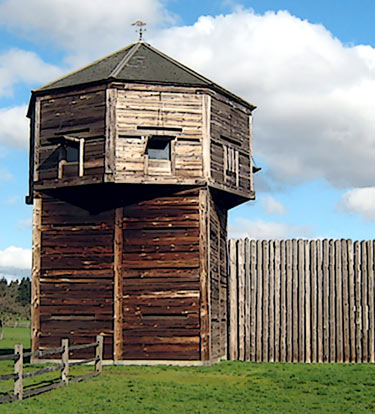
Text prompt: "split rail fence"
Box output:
[[228, 239, 375, 363], [0, 335, 103, 403]]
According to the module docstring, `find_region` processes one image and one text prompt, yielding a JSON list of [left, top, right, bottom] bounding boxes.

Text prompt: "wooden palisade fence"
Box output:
[[228, 239, 375, 363], [0, 335, 103, 403]]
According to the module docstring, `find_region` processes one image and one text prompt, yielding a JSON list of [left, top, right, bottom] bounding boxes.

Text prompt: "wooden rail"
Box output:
[[228, 239, 375, 363], [0, 335, 103, 404]]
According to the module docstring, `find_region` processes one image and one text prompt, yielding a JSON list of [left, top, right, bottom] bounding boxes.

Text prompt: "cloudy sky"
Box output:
[[0, 0, 374, 279]]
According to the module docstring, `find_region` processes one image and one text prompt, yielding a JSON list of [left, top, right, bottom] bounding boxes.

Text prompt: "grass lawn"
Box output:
[[1, 327, 375, 413]]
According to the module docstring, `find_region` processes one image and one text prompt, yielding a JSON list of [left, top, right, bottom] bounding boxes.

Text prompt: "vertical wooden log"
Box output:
[[105, 88, 117, 178], [249, 114, 254, 193], [292, 239, 298, 362], [341, 239, 350, 363], [237, 240, 245, 361], [361, 240, 368, 362], [348, 240, 356, 362], [286, 240, 293, 362], [280, 240, 287, 362], [322, 239, 329, 362], [79, 138, 85, 177], [329, 239, 336, 362], [250, 239, 257, 361], [310, 240, 317, 363], [61, 339, 69, 384], [33, 97, 41, 183], [368, 240, 375, 363], [114, 207, 123, 361], [223, 145, 228, 183], [262, 241, 269, 361], [202, 95, 211, 180], [274, 240, 281, 362], [199, 189, 210, 361], [354, 241, 362, 362], [317, 240, 323, 363], [228, 239, 238, 360], [298, 239, 305, 362], [256, 240, 263, 362], [244, 238, 251, 361], [95, 335, 104, 374], [305, 240, 311, 363], [335, 240, 343, 363], [31, 196, 42, 359], [269, 241, 275, 362], [14, 344, 23, 401]]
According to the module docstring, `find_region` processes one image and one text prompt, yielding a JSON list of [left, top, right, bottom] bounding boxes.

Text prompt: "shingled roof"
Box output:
[[33, 41, 255, 110]]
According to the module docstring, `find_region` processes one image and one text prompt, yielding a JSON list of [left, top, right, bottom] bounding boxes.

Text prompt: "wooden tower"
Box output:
[[27, 42, 256, 363]]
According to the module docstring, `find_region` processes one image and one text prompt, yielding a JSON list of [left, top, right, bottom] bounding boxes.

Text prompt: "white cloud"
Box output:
[[0, 0, 175, 65], [0, 105, 29, 149], [18, 218, 32, 231], [339, 187, 375, 221], [0, 48, 63, 96], [0, 246, 31, 270], [151, 9, 375, 189], [260, 195, 287, 215], [229, 217, 311, 239]]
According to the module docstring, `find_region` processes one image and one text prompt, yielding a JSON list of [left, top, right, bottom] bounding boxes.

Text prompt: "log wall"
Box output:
[[35, 87, 106, 187], [210, 92, 252, 197], [36, 194, 115, 359], [121, 188, 202, 360], [115, 86, 204, 183], [228, 239, 375, 363], [209, 195, 228, 360]]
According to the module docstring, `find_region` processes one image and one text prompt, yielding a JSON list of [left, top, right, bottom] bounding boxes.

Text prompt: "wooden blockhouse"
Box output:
[[27, 42, 256, 363]]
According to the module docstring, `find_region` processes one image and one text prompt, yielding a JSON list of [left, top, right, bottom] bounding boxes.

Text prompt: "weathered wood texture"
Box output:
[[121, 188, 202, 360], [115, 87, 204, 182], [38, 194, 114, 359], [208, 193, 228, 360], [35, 87, 106, 187], [210, 91, 252, 197], [228, 239, 375, 363]]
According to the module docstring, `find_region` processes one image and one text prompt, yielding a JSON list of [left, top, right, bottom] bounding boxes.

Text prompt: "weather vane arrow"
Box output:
[[132, 20, 147, 42]]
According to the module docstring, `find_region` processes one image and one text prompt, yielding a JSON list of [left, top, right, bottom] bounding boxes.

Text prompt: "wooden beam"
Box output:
[[199, 188, 210, 361], [33, 98, 41, 183], [202, 95, 211, 180], [31, 195, 42, 359], [79, 138, 85, 177], [114, 207, 123, 361], [249, 114, 253, 193], [105, 88, 117, 179]]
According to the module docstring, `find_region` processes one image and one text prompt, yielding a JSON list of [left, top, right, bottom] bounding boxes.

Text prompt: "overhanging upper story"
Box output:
[[27, 42, 256, 208]]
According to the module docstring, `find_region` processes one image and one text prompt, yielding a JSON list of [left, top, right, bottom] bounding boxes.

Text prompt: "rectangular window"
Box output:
[[223, 144, 239, 186], [146, 136, 171, 160], [66, 142, 79, 162]]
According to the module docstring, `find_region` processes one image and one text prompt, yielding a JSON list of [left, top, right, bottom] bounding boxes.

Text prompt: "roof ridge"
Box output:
[[33, 42, 138, 92], [109, 42, 142, 78], [142, 42, 213, 85]]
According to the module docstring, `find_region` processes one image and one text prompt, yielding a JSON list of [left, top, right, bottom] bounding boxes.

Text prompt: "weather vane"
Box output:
[[132, 20, 147, 42]]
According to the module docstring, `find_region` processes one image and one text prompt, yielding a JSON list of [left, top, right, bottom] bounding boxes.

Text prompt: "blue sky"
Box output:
[[0, 0, 374, 278]]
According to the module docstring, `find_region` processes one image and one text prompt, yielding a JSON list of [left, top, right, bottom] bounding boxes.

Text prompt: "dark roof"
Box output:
[[33, 42, 255, 110]]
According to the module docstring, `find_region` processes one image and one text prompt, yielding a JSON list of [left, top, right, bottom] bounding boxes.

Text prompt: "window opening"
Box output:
[[146, 136, 171, 161], [66, 142, 79, 162]]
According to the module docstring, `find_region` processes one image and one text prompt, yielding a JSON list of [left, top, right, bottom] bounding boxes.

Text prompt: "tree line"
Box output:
[[0, 277, 31, 325]]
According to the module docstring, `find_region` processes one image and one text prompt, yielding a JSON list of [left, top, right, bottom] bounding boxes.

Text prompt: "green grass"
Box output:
[[1, 328, 375, 413], [0, 326, 31, 351]]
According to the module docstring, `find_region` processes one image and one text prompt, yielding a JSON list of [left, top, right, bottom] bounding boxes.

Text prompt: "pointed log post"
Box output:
[[61, 339, 69, 384], [14, 344, 23, 400]]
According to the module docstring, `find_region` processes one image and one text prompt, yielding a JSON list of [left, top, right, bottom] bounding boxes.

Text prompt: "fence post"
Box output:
[[95, 335, 103, 374], [14, 344, 23, 400], [61, 338, 69, 384]]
